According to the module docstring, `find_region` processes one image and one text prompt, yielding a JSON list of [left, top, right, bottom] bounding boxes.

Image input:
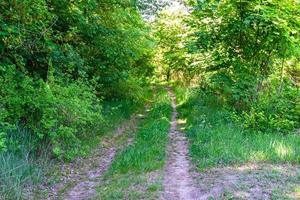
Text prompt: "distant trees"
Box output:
[[152, 3, 194, 83]]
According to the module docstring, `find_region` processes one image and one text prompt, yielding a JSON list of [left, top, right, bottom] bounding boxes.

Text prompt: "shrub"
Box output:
[[0, 65, 102, 159], [242, 82, 300, 133]]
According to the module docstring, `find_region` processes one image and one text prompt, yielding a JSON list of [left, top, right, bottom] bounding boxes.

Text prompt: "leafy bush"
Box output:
[[0, 65, 102, 159], [243, 81, 300, 133]]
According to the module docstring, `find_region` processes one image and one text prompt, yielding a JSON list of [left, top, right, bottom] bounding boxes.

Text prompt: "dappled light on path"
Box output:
[[161, 88, 200, 200]]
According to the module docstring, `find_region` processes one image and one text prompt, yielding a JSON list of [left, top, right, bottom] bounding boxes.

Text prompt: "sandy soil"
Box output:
[[161, 88, 200, 200], [194, 163, 300, 199]]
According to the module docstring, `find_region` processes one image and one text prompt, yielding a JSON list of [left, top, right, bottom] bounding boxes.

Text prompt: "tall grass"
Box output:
[[176, 87, 300, 170], [0, 126, 50, 200], [100, 84, 153, 132]]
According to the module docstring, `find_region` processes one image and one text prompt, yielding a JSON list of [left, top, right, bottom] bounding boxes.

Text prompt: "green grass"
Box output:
[[96, 88, 171, 199], [176, 87, 300, 170], [0, 126, 50, 200]]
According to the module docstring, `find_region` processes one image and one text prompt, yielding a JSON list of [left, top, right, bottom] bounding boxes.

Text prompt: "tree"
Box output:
[[189, 0, 300, 108]]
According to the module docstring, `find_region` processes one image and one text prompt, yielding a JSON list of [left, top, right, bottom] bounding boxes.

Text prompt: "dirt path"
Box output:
[[42, 110, 146, 200], [161, 88, 200, 200], [63, 147, 116, 200], [194, 163, 300, 199]]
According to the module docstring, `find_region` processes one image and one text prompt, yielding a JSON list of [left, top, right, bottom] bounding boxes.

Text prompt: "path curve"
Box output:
[[161, 88, 200, 200]]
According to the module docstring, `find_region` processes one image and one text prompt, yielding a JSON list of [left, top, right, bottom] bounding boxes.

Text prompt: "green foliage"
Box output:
[[189, 0, 300, 107], [1, 89, 150, 200], [152, 6, 194, 83], [242, 79, 300, 132], [0, 0, 299, 197], [0, 0, 154, 191], [0, 65, 102, 159], [178, 0, 300, 132], [0, 0, 154, 158], [177, 87, 300, 169], [1, 0, 154, 93]]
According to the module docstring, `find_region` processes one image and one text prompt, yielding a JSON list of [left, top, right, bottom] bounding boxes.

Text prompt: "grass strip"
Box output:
[[96, 88, 171, 200]]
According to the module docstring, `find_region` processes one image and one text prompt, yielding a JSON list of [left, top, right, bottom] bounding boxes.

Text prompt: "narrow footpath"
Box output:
[[161, 88, 200, 200]]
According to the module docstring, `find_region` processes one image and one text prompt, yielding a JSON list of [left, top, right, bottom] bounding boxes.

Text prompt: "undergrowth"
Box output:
[[175, 87, 300, 170]]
